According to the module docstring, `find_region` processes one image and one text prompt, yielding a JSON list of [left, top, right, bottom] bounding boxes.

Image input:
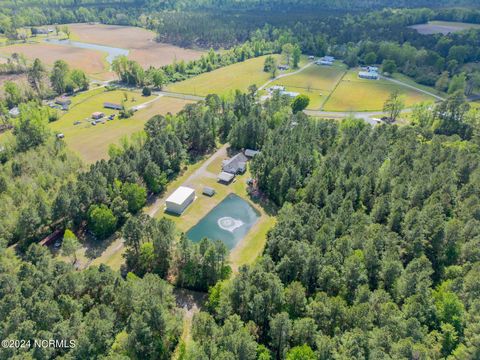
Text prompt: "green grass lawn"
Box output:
[[49, 90, 193, 163], [268, 63, 346, 110], [167, 55, 292, 97], [323, 70, 435, 112]]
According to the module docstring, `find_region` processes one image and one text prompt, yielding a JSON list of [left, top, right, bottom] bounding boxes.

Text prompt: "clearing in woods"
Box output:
[[409, 21, 480, 35]]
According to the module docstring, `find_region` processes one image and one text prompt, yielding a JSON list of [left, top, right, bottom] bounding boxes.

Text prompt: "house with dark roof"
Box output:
[[222, 153, 248, 174]]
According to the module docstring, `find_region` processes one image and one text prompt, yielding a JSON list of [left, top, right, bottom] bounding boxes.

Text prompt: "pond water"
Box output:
[[186, 193, 260, 250], [45, 39, 129, 64]]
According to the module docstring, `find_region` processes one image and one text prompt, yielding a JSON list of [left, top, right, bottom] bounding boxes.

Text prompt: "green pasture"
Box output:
[[323, 70, 435, 111]]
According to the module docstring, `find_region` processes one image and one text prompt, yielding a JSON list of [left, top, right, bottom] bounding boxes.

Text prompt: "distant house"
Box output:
[[317, 59, 333, 66], [91, 112, 104, 120], [367, 66, 378, 73], [245, 149, 260, 158], [323, 55, 335, 62], [222, 152, 248, 174], [104, 102, 123, 110], [308, 55, 315, 60], [55, 98, 71, 107], [203, 186, 216, 197], [165, 186, 195, 214], [278, 64, 290, 71], [359, 71, 379, 80], [218, 171, 235, 184], [8, 107, 19, 118]]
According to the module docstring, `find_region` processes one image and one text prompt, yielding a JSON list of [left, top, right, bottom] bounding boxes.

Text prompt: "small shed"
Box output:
[[165, 186, 195, 214], [104, 102, 123, 110], [56, 133, 65, 139], [218, 171, 235, 184], [203, 186, 216, 197], [92, 111, 104, 120], [245, 149, 260, 158], [278, 64, 289, 71]]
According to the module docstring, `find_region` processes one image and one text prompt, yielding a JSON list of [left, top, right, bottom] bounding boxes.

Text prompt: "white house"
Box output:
[[359, 71, 379, 80], [165, 186, 195, 214]]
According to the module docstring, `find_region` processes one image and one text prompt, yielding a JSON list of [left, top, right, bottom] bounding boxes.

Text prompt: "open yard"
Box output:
[[0, 42, 112, 80], [68, 23, 204, 68], [167, 55, 285, 97], [409, 21, 480, 35], [323, 70, 435, 112], [267, 63, 347, 110], [49, 89, 193, 163]]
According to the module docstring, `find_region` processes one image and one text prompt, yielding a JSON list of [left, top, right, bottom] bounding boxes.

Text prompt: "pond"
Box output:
[[45, 38, 129, 64], [186, 193, 260, 250]]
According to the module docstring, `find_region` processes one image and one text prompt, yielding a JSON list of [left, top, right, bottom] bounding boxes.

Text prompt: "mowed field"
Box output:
[[267, 63, 347, 110], [323, 70, 434, 112], [167, 55, 282, 96], [49, 88, 193, 163], [68, 23, 204, 68], [0, 43, 111, 80], [409, 21, 480, 35]]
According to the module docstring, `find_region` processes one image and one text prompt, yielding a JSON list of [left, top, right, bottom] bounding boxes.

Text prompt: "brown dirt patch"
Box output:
[[0, 43, 111, 79], [68, 23, 204, 68]]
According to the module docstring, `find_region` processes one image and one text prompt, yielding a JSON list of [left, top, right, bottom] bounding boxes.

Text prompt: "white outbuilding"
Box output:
[[165, 186, 195, 214]]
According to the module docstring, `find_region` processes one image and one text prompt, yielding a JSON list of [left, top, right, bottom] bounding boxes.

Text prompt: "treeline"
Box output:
[[185, 92, 480, 358], [0, 245, 182, 359]]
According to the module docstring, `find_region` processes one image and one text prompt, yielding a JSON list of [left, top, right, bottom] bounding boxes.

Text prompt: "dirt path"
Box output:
[[380, 75, 445, 101], [146, 144, 228, 217], [257, 61, 315, 91]]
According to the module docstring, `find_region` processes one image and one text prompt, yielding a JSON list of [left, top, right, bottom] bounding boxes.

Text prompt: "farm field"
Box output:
[[167, 55, 285, 97], [323, 70, 435, 111], [409, 21, 480, 35], [68, 23, 204, 68], [267, 63, 347, 110], [49, 89, 193, 163], [0, 42, 112, 80]]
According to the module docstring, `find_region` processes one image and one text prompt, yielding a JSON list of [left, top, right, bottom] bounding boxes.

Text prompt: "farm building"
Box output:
[[55, 98, 71, 106], [245, 149, 260, 158], [359, 71, 379, 80], [165, 186, 195, 214], [203, 186, 216, 196], [91, 112, 105, 120], [367, 66, 379, 72], [316, 57, 333, 66], [269, 85, 285, 93], [324, 56, 335, 62], [218, 171, 235, 184], [104, 102, 123, 110], [278, 64, 290, 71], [222, 152, 248, 174]]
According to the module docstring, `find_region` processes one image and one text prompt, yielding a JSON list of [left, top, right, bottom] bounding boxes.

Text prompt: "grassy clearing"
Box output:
[[323, 70, 434, 111], [157, 155, 274, 270], [410, 21, 480, 35], [50, 90, 193, 163], [268, 63, 346, 110], [167, 55, 287, 97]]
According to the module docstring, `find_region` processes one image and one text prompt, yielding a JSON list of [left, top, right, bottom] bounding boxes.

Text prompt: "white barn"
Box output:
[[165, 186, 195, 214]]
